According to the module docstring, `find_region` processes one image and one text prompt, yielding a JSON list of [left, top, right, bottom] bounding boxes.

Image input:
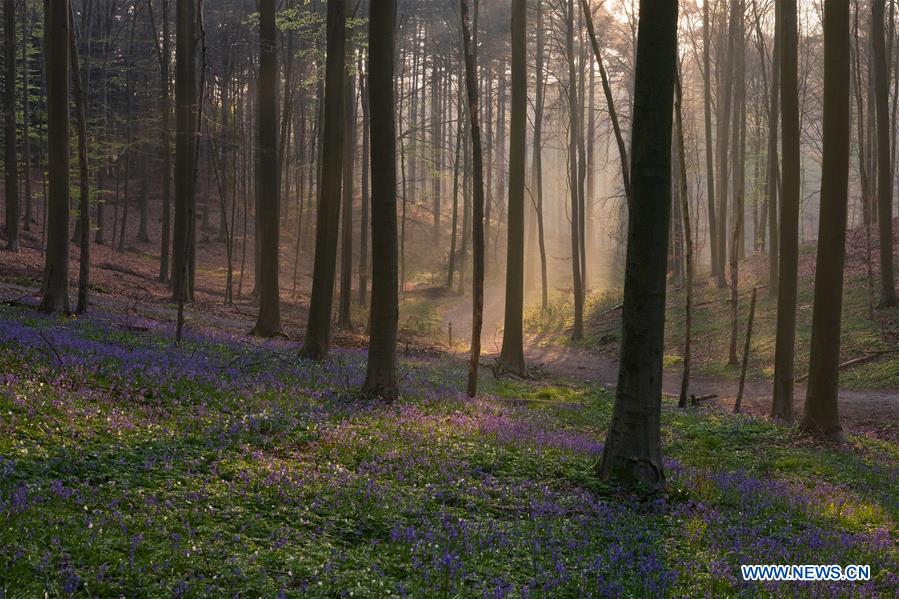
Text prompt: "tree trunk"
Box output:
[[172, 0, 196, 302], [338, 70, 356, 330], [598, 0, 677, 490], [252, 0, 282, 337], [39, 0, 70, 314], [675, 71, 694, 409], [715, 2, 738, 287], [801, 0, 850, 441], [874, 0, 897, 306], [703, 0, 718, 282], [302, 0, 346, 360], [728, 1, 745, 366], [4, 0, 19, 251], [767, 0, 781, 296], [70, 2, 90, 314], [566, 0, 584, 341], [362, 0, 399, 400], [461, 0, 486, 398], [358, 53, 370, 306], [498, 0, 526, 376], [771, 0, 800, 422]]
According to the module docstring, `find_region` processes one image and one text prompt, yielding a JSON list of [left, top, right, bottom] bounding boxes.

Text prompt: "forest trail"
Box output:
[[443, 283, 899, 442]]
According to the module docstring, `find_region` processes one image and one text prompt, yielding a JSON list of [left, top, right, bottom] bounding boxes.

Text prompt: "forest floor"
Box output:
[[0, 297, 897, 597]]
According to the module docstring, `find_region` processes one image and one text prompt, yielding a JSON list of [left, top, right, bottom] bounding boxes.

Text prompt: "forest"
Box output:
[[0, 0, 897, 596]]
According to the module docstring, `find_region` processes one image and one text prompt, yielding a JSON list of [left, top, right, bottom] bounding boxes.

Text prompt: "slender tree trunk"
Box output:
[[874, 0, 897, 306], [801, 0, 850, 440], [70, 2, 90, 314], [498, 0, 526, 376], [39, 0, 70, 314], [768, 0, 781, 296], [532, 0, 547, 310], [358, 54, 370, 306], [715, 2, 738, 287], [461, 0, 486, 398], [362, 0, 399, 399], [4, 0, 19, 251], [703, 0, 717, 280], [771, 0, 800, 422], [447, 93, 463, 290], [734, 287, 757, 413], [338, 70, 356, 330], [728, 1, 745, 366], [172, 0, 196, 302], [598, 0, 677, 490], [302, 0, 346, 360], [21, 4, 31, 233], [675, 71, 694, 409], [566, 0, 584, 341]]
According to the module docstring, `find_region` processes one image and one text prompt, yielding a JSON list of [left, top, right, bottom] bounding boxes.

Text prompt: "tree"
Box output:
[[873, 0, 897, 307], [597, 0, 677, 489], [361, 0, 399, 401], [148, 0, 172, 283], [39, 0, 70, 314], [675, 70, 694, 409], [566, 0, 584, 341], [703, 0, 717, 284], [528, 0, 548, 311], [497, 0, 526, 377], [302, 0, 346, 360], [801, 0, 850, 441], [4, 0, 18, 251], [461, 0, 486, 398], [771, 0, 800, 423], [70, 2, 90, 314], [338, 70, 356, 330], [172, 0, 197, 303], [767, 0, 781, 297], [251, 0, 283, 337]]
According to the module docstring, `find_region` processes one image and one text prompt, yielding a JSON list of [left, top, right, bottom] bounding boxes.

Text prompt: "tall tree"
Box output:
[[362, 0, 399, 400], [70, 2, 90, 314], [703, 0, 717, 282], [715, 1, 738, 287], [566, 0, 584, 341], [148, 0, 172, 283], [767, 0, 781, 296], [873, 0, 897, 307], [801, 0, 850, 440], [675, 70, 694, 409], [498, 0, 526, 376], [771, 0, 800, 422], [530, 0, 548, 310], [302, 0, 346, 360], [4, 0, 18, 251], [597, 0, 677, 489], [252, 0, 282, 337], [338, 70, 356, 330], [39, 0, 70, 314], [461, 0, 486, 398], [171, 0, 197, 303]]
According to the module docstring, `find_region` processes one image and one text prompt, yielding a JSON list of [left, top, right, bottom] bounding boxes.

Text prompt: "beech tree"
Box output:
[[497, 0, 526, 377], [361, 0, 399, 400], [771, 0, 800, 423], [39, 0, 70, 314], [597, 0, 677, 489], [302, 0, 346, 360], [252, 0, 282, 337], [873, 0, 897, 307], [4, 0, 17, 252], [802, 0, 850, 441]]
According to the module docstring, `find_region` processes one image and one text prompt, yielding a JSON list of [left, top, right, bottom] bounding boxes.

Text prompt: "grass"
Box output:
[[529, 266, 899, 389], [0, 304, 896, 597]]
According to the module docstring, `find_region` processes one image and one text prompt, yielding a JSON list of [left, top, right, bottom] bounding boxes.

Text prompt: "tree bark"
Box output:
[[338, 70, 356, 330], [566, 0, 584, 341], [362, 0, 399, 400], [252, 0, 282, 337], [801, 0, 850, 441], [498, 0, 526, 376], [302, 0, 346, 360], [70, 2, 90, 314], [461, 0, 486, 398], [771, 0, 800, 422], [39, 0, 70, 314], [4, 0, 18, 251], [598, 0, 677, 490], [873, 0, 897, 306], [675, 71, 694, 409]]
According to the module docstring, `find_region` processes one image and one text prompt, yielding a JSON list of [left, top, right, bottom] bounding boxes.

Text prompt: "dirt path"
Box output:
[[443, 285, 898, 441]]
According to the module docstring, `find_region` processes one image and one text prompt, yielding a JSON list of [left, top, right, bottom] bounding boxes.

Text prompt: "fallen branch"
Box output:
[[690, 393, 717, 405], [796, 349, 899, 383]]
